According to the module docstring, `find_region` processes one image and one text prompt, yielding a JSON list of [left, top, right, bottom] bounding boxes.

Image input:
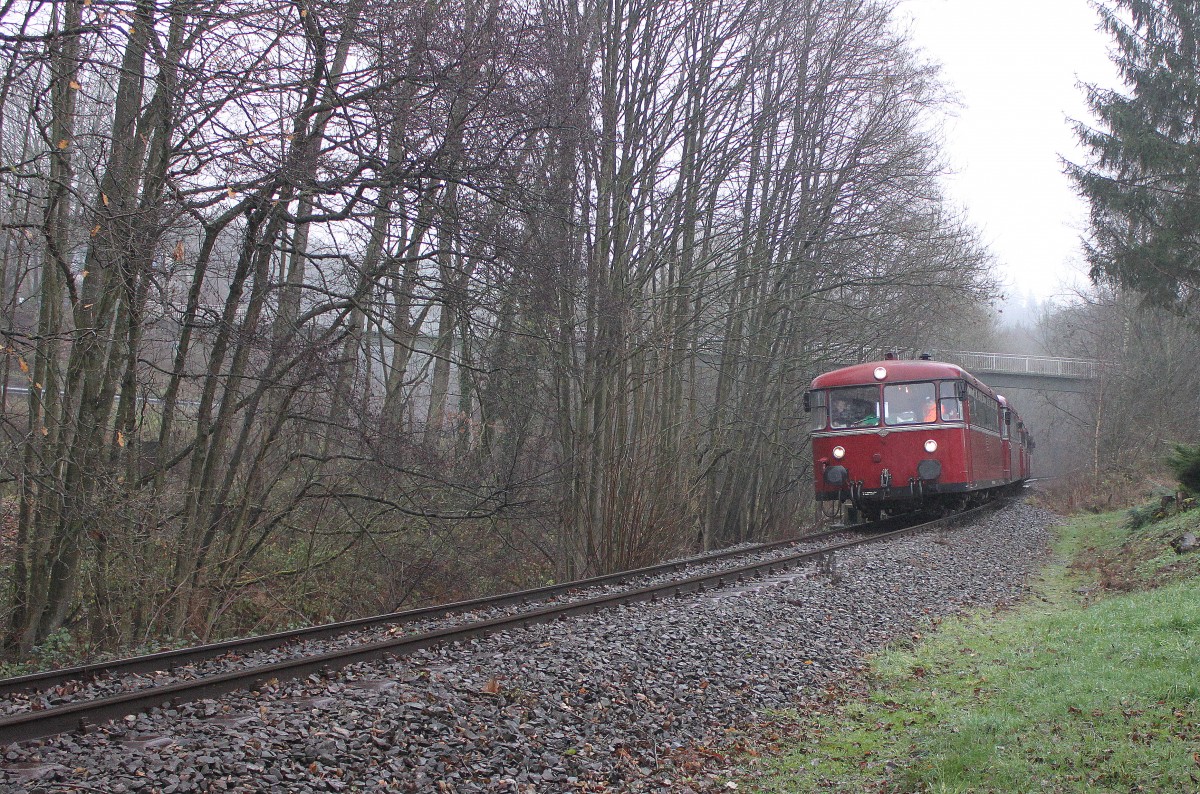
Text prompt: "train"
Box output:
[[805, 354, 1033, 521]]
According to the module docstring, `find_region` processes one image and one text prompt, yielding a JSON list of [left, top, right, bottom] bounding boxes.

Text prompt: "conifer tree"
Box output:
[[1068, 0, 1200, 311], [1167, 443, 1200, 494]]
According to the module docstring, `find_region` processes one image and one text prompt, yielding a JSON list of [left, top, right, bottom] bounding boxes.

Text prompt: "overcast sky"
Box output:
[[896, 0, 1120, 304]]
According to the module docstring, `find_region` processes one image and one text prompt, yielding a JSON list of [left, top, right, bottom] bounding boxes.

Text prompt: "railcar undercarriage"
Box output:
[[819, 480, 1026, 524]]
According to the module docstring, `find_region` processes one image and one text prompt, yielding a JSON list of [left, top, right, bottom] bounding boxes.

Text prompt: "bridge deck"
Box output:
[[933, 351, 1097, 380]]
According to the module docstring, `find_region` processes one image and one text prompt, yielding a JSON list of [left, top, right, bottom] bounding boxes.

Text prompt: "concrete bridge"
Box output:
[[932, 351, 1098, 394]]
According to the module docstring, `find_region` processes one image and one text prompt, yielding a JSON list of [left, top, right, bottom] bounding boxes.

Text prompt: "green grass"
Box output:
[[1078, 505, 1200, 590], [750, 506, 1200, 793]]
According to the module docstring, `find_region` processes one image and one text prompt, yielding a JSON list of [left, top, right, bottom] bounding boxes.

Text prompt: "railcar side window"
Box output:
[[829, 386, 880, 428], [809, 391, 828, 431], [939, 381, 963, 421], [965, 386, 1000, 431], [883, 382, 937, 425]]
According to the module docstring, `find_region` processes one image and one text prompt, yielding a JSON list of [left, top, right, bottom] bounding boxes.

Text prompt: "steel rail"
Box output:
[[0, 502, 1000, 745], [0, 520, 911, 699]]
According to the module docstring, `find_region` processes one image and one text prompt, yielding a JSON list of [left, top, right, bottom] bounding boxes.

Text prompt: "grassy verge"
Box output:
[[749, 506, 1200, 793]]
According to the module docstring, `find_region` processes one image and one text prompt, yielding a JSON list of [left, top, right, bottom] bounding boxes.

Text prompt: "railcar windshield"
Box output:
[[828, 386, 879, 428], [939, 381, 963, 421], [883, 382, 937, 425]]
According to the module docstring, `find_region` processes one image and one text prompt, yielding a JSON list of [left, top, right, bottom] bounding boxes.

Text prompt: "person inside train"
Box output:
[[922, 394, 937, 422], [831, 396, 854, 427], [940, 397, 962, 421], [831, 393, 877, 427], [852, 406, 879, 426]]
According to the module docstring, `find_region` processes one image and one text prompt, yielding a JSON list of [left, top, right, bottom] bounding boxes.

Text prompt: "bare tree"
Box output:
[[0, 0, 1000, 657]]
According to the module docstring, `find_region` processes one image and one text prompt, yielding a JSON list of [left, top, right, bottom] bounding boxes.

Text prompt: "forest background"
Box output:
[[0, 0, 1195, 662]]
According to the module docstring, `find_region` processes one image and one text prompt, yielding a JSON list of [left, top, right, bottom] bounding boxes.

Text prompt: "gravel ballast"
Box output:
[[0, 532, 864, 720], [0, 502, 1058, 793]]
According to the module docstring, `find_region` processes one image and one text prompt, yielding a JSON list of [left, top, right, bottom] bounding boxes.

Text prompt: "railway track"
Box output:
[[0, 502, 1000, 745], [0, 521, 892, 701]]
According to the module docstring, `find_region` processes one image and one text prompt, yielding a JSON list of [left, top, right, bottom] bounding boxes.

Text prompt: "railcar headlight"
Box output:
[[924, 439, 938, 453], [873, 366, 887, 380], [832, 446, 846, 460]]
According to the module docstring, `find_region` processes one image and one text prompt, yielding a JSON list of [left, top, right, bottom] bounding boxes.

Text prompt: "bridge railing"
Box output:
[[935, 351, 1097, 380]]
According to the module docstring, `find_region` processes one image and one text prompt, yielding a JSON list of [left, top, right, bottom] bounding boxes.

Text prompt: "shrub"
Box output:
[[1166, 444, 1200, 496], [1125, 501, 1161, 530]]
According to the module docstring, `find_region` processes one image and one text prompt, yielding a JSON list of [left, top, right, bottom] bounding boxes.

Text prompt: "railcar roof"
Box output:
[[810, 359, 995, 397]]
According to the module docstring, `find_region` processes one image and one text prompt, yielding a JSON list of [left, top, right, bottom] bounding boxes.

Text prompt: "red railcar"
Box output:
[[806, 356, 1032, 520]]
